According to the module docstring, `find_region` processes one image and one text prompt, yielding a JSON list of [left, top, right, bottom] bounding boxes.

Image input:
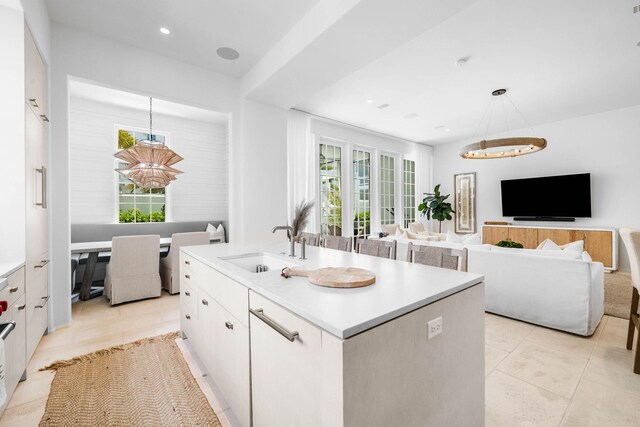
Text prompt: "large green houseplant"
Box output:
[[418, 184, 455, 233]]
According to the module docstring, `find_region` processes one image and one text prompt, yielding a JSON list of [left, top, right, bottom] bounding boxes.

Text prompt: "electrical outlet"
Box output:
[[428, 317, 443, 339]]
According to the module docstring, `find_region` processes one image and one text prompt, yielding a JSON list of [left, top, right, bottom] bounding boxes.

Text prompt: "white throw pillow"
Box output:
[[394, 228, 404, 239], [446, 231, 480, 245], [493, 246, 582, 259], [206, 223, 225, 240], [408, 222, 425, 233], [536, 238, 562, 251], [405, 230, 418, 240], [383, 224, 401, 236], [582, 251, 593, 262], [560, 240, 584, 253]]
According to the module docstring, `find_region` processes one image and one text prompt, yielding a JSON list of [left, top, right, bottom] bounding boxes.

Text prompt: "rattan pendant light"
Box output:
[[114, 98, 183, 188], [460, 89, 547, 159]]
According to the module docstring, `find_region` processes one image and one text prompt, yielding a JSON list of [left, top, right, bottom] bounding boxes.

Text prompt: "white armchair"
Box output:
[[160, 232, 210, 294], [104, 235, 161, 305]]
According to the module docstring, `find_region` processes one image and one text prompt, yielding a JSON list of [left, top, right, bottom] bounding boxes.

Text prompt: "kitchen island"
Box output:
[[180, 242, 485, 427]]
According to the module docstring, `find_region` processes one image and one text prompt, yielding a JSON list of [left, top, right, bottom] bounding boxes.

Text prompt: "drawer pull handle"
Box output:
[[185, 260, 190, 265], [9, 287, 18, 293], [184, 274, 190, 279], [34, 260, 49, 268], [29, 98, 39, 108], [250, 308, 299, 342], [225, 321, 233, 330], [184, 291, 190, 296], [0, 321, 16, 340], [185, 314, 191, 320], [35, 296, 49, 308], [201, 299, 208, 306], [17, 304, 26, 310]]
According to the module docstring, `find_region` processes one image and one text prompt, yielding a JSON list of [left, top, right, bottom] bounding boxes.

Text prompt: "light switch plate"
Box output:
[[428, 317, 442, 339]]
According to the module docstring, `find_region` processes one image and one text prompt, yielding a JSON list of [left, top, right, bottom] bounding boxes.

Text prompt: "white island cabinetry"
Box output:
[[180, 252, 251, 427], [181, 243, 485, 427]]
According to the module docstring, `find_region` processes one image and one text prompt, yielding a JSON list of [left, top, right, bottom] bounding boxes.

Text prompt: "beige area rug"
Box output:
[[39, 332, 221, 427], [605, 271, 633, 319]]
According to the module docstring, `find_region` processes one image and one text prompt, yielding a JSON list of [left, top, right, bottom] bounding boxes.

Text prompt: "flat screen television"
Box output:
[[501, 173, 591, 221]]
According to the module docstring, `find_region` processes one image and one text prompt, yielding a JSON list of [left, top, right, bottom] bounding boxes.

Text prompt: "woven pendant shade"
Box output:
[[114, 98, 183, 188]]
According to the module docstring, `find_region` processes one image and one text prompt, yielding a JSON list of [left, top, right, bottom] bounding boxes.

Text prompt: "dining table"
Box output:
[[70, 237, 221, 300]]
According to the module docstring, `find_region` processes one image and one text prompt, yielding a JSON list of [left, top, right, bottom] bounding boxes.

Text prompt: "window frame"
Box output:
[[113, 124, 172, 224], [352, 148, 372, 237], [379, 152, 397, 226], [402, 157, 417, 228], [318, 138, 347, 237]]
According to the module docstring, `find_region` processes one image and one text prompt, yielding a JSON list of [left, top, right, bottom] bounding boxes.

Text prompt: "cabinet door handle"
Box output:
[[250, 308, 299, 342], [35, 295, 49, 308], [184, 274, 190, 279], [0, 321, 16, 340], [35, 167, 47, 208], [17, 304, 26, 310], [9, 287, 18, 293], [34, 260, 49, 268], [29, 98, 39, 108], [185, 314, 191, 320], [184, 291, 190, 296], [184, 260, 190, 265], [40, 114, 50, 122], [201, 299, 208, 306], [225, 321, 234, 330]]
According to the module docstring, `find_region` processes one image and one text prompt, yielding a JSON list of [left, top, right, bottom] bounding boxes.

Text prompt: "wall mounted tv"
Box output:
[[501, 173, 591, 221]]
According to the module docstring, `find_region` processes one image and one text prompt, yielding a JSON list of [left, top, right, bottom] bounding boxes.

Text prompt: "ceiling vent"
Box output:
[[377, 103, 390, 109], [635, 5, 640, 13]]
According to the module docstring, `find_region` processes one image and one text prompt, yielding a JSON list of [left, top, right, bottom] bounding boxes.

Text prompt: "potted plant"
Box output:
[[418, 184, 455, 233]]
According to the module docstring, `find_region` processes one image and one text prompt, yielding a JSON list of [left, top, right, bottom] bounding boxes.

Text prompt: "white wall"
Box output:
[[433, 104, 640, 270], [0, 5, 25, 262], [69, 98, 228, 224]]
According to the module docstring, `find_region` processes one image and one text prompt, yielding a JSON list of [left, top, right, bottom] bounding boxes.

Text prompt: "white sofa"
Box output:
[[375, 236, 604, 336]]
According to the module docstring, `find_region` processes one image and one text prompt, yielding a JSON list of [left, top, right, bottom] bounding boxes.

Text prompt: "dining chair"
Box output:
[[160, 232, 210, 294], [407, 242, 468, 272], [104, 235, 161, 305], [619, 228, 640, 374], [323, 235, 352, 252], [298, 232, 321, 247], [356, 239, 397, 260]]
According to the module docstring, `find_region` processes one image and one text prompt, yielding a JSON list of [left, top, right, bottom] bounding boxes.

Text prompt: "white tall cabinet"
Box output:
[[24, 28, 49, 361]]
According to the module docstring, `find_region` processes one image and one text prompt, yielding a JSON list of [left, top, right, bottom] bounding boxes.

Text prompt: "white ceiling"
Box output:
[[69, 80, 229, 124], [296, 0, 640, 144], [45, 0, 320, 77]]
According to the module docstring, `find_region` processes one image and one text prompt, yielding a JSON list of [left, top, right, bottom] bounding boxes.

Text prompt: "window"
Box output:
[[403, 159, 416, 228], [352, 149, 370, 236], [117, 128, 166, 223], [380, 154, 395, 225], [319, 143, 342, 236]]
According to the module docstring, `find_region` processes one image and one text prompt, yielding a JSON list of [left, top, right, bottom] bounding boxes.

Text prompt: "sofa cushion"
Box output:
[[383, 224, 402, 236], [447, 231, 481, 245], [537, 238, 584, 253], [492, 246, 582, 260], [408, 222, 425, 233], [561, 240, 585, 253]]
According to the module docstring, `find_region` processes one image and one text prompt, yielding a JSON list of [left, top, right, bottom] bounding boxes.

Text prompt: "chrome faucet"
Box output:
[[272, 225, 296, 257]]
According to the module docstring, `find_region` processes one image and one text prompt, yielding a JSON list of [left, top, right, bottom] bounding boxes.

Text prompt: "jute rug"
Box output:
[[604, 271, 633, 319], [39, 332, 222, 427]]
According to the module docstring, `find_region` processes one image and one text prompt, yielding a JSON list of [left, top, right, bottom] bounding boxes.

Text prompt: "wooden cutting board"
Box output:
[[282, 267, 376, 288]]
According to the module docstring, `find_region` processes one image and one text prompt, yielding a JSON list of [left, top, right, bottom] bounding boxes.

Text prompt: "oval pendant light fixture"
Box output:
[[460, 89, 547, 159]]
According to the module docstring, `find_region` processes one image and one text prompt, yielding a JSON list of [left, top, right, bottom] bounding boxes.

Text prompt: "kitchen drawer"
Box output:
[[200, 267, 249, 327], [249, 291, 322, 427], [26, 284, 48, 361], [0, 267, 25, 308], [180, 252, 197, 275], [208, 298, 251, 427], [1, 294, 27, 414], [180, 282, 196, 339]]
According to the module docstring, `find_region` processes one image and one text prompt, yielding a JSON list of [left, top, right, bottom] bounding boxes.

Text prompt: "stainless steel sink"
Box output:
[[220, 252, 297, 273]]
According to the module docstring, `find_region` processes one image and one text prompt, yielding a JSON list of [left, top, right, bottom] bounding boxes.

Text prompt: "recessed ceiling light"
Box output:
[[444, 128, 451, 132], [217, 47, 240, 60], [404, 113, 418, 119], [637, 41, 640, 47], [366, 99, 374, 103], [377, 103, 390, 109], [160, 27, 171, 35]]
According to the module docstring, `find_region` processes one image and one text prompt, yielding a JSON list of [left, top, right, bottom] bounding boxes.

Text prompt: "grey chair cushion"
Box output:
[[71, 220, 228, 243]]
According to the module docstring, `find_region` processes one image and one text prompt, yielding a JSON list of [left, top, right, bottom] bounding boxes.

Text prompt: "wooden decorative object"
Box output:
[[484, 221, 511, 226], [281, 267, 376, 288]]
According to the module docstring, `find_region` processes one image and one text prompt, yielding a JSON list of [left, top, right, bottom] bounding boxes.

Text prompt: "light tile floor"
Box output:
[[1, 292, 639, 426]]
